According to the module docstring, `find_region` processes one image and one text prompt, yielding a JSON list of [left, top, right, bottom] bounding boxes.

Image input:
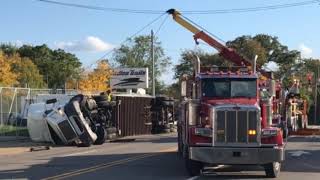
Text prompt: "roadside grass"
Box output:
[[0, 125, 29, 137]]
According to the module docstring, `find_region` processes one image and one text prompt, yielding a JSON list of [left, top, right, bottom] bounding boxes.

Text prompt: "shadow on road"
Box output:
[[0, 151, 187, 180]]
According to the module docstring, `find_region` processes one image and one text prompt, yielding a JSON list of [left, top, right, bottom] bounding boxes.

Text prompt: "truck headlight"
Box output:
[[248, 130, 256, 135]]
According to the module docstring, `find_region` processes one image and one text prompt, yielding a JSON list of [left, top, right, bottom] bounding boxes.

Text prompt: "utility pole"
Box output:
[[151, 30, 155, 96], [315, 67, 319, 124]]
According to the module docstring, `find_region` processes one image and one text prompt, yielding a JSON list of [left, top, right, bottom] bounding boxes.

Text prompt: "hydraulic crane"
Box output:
[[167, 8, 285, 178]]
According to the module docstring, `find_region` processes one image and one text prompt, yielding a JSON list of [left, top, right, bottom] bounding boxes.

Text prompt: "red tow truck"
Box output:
[[167, 9, 285, 178]]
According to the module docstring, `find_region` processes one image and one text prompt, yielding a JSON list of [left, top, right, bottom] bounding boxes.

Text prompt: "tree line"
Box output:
[[1, 34, 319, 99], [0, 44, 112, 92]]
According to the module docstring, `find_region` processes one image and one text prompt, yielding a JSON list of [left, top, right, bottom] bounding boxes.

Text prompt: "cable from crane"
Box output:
[[155, 15, 170, 36]]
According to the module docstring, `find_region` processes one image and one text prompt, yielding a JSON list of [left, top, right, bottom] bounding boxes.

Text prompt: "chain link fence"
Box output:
[[0, 87, 80, 139]]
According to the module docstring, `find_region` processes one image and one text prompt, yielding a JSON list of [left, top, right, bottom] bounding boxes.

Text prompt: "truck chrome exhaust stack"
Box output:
[[195, 56, 201, 75], [253, 55, 258, 74]]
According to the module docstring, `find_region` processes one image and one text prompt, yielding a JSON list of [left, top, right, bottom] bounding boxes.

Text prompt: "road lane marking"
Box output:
[[42, 147, 177, 180], [289, 150, 311, 157], [62, 150, 97, 157], [186, 176, 199, 180]]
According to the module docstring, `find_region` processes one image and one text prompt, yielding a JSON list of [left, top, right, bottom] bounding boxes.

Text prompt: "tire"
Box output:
[[185, 157, 203, 176], [264, 162, 281, 178], [94, 127, 106, 145]]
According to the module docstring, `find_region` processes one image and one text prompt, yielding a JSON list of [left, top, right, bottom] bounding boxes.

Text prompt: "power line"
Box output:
[[87, 13, 166, 69], [36, 0, 319, 14], [37, 0, 163, 14], [183, 0, 319, 14]]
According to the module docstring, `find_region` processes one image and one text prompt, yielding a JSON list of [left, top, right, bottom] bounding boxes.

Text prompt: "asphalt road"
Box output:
[[0, 134, 320, 180]]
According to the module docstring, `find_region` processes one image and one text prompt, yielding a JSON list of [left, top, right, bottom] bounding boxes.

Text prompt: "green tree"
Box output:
[[226, 36, 267, 66], [112, 35, 171, 94], [163, 82, 180, 99], [0, 44, 18, 56], [227, 34, 301, 81], [174, 49, 228, 79], [18, 44, 82, 88]]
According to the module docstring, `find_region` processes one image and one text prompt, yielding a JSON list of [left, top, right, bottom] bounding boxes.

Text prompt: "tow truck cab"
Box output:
[[178, 66, 285, 177]]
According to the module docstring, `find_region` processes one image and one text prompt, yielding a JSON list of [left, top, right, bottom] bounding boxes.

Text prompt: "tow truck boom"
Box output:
[[167, 9, 252, 67]]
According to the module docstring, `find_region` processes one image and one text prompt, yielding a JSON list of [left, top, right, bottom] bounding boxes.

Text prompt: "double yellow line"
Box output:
[[42, 147, 176, 180]]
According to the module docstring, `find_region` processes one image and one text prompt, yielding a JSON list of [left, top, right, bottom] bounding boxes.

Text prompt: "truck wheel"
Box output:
[[94, 127, 106, 145], [185, 158, 203, 176], [264, 162, 281, 178]]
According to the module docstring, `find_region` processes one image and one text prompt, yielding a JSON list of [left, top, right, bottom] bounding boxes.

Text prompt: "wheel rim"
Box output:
[[274, 162, 280, 171]]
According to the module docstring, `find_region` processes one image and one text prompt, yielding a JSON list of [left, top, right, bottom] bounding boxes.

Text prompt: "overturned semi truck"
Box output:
[[27, 94, 116, 146]]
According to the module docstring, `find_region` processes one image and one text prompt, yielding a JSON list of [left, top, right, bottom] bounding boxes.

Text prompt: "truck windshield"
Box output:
[[201, 78, 257, 98]]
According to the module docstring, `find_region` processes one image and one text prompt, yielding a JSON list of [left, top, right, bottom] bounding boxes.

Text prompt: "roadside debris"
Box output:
[[30, 146, 50, 152]]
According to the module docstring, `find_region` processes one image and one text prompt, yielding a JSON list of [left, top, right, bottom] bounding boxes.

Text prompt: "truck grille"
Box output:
[[215, 109, 260, 146], [58, 120, 77, 141]]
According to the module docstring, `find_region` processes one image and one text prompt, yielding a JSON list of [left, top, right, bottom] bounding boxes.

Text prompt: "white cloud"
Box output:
[[14, 40, 24, 47], [55, 36, 113, 52], [262, 61, 279, 72], [299, 43, 313, 58]]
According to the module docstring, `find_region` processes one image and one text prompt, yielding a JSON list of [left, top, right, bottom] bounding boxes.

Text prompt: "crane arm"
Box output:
[[167, 9, 252, 67]]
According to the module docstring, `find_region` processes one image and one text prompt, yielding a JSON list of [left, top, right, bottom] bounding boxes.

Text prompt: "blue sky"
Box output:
[[1, 0, 319, 84]]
